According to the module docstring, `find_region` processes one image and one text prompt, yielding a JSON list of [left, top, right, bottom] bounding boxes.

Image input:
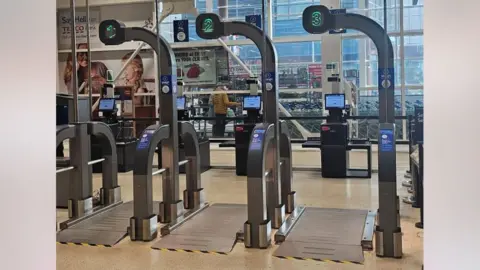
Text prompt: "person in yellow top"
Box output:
[[211, 85, 240, 137]]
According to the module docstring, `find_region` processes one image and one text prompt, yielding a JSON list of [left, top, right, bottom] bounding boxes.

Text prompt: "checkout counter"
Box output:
[[219, 95, 262, 176], [91, 98, 137, 173], [302, 93, 372, 178]]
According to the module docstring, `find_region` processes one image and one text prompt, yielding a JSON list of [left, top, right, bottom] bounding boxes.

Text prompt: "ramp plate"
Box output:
[[57, 201, 159, 247], [273, 208, 368, 264], [152, 203, 246, 254]]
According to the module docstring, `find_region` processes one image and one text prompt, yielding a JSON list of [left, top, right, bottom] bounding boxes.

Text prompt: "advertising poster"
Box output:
[[57, 9, 101, 47], [308, 64, 322, 88], [57, 50, 156, 100], [175, 49, 217, 85]]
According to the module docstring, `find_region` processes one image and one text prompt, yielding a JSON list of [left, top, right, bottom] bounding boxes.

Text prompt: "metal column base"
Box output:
[[128, 215, 158, 241], [160, 202, 210, 236], [274, 205, 306, 243], [158, 200, 184, 224], [183, 188, 206, 210], [100, 186, 121, 205], [244, 220, 271, 249], [68, 197, 93, 219], [374, 229, 403, 258], [272, 204, 286, 229], [285, 192, 296, 214]]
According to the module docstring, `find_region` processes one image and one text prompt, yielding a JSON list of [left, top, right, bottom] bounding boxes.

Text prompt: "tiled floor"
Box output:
[[56, 149, 422, 270]]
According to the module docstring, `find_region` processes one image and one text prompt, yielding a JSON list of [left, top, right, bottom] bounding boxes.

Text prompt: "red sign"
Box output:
[[321, 126, 330, 131], [308, 64, 322, 88], [236, 126, 244, 131], [308, 64, 323, 77]]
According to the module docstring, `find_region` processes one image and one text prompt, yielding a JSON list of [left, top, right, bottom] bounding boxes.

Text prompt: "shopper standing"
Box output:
[[211, 85, 240, 137]]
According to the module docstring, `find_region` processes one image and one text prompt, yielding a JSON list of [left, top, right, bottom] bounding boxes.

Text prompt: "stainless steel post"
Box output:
[[70, 0, 79, 122], [86, 0, 92, 120], [153, 0, 182, 223]]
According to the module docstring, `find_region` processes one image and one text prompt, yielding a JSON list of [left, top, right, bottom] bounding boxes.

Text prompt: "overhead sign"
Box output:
[[303, 5, 334, 34], [173, 20, 189, 42], [329, 9, 347, 34], [245, 15, 262, 29], [196, 13, 223, 39], [58, 9, 101, 46], [174, 50, 217, 85]]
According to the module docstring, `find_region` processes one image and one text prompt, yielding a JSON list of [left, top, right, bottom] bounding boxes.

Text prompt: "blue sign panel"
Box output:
[[173, 20, 189, 42], [137, 130, 155, 150], [249, 129, 265, 150], [378, 68, 395, 91], [264, 72, 275, 92], [379, 129, 394, 152], [331, 8, 347, 15], [160, 75, 173, 94], [245, 15, 262, 29]]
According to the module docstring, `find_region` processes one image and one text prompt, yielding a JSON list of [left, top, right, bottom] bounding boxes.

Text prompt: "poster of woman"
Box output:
[[61, 43, 110, 95]]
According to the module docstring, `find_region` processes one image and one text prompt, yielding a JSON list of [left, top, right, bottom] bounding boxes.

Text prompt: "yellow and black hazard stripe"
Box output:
[[151, 247, 228, 255], [56, 242, 112, 248], [274, 256, 363, 265]]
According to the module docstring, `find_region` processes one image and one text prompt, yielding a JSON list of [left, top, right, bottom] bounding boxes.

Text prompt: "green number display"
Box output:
[[202, 18, 214, 33], [311, 11, 323, 27], [105, 25, 116, 39]]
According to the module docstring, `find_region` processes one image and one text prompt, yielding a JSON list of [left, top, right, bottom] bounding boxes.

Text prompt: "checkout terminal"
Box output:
[[222, 95, 262, 176], [92, 97, 137, 173], [156, 96, 211, 173], [302, 93, 372, 178], [177, 96, 188, 121]]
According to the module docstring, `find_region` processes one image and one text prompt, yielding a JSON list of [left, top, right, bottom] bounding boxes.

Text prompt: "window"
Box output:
[[341, 0, 358, 9]]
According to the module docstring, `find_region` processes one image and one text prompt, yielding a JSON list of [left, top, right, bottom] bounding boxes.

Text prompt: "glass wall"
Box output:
[[157, 0, 424, 139]]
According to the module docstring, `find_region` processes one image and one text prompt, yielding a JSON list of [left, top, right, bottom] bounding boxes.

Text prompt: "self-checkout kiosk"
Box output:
[[320, 94, 350, 177], [233, 95, 262, 176], [92, 90, 137, 173], [177, 96, 188, 121], [156, 95, 211, 174]]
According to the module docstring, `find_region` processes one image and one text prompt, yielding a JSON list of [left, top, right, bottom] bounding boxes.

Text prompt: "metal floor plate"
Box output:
[[151, 203, 246, 254], [57, 201, 159, 247], [273, 208, 368, 264]]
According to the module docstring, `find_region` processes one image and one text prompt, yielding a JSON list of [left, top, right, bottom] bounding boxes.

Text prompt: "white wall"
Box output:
[[57, 0, 152, 9], [425, 0, 480, 269]]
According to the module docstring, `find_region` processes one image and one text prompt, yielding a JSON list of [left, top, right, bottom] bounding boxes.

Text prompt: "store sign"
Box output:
[[174, 50, 217, 85], [58, 10, 101, 46]]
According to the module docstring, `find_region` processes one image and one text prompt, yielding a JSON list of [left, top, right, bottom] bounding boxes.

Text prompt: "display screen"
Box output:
[[325, 94, 345, 109], [243, 96, 261, 110], [177, 97, 186, 110], [311, 11, 323, 27], [105, 24, 116, 39], [202, 18, 214, 33], [99, 99, 116, 111]]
